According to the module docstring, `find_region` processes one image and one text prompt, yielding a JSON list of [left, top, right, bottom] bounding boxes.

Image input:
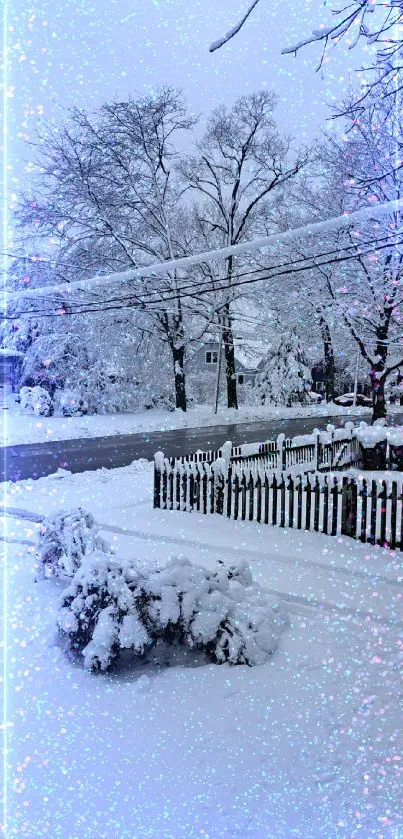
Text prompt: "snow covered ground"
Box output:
[[2, 460, 403, 838], [0, 394, 373, 447]]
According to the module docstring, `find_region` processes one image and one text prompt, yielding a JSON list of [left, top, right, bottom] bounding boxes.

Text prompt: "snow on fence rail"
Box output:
[[153, 463, 403, 550], [172, 423, 361, 476]]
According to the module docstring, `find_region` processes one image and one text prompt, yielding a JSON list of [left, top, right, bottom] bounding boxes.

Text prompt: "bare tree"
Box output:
[[181, 90, 309, 408], [273, 90, 403, 421], [210, 1, 403, 115], [16, 88, 213, 411]]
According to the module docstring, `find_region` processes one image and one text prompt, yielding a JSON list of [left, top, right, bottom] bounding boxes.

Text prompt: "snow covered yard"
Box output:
[[3, 461, 403, 838], [0, 394, 373, 448]]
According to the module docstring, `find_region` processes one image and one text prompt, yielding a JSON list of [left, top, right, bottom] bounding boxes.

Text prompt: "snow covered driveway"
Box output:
[[3, 461, 403, 838]]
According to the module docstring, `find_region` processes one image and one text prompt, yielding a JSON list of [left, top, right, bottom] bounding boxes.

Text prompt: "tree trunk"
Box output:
[[222, 306, 238, 409], [370, 322, 389, 424], [370, 369, 387, 423], [319, 317, 335, 402], [172, 344, 187, 412]]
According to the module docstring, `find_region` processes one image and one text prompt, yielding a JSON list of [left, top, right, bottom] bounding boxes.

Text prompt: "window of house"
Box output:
[[238, 374, 245, 384], [205, 351, 218, 364]]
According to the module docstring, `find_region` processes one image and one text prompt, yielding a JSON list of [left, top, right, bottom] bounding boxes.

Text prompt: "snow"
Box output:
[[209, 0, 261, 52], [0, 347, 24, 358], [355, 425, 387, 448], [3, 458, 403, 837], [386, 428, 403, 447], [0, 392, 373, 447]]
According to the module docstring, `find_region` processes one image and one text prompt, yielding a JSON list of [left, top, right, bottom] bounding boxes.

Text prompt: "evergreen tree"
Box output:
[[255, 330, 312, 406]]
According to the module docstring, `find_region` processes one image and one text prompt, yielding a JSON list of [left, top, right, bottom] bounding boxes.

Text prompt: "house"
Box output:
[[188, 338, 264, 387], [0, 348, 24, 393], [311, 360, 371, 398]]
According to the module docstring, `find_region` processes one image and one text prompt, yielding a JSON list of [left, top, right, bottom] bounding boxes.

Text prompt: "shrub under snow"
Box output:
[[20, 385, 54, 417], [55, 389, 88, 417], [57, 555, 287, 672], [37, 507, 111, 578]]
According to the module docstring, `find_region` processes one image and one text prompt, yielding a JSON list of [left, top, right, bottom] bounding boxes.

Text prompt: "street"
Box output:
[[2, 410, 394, 481]]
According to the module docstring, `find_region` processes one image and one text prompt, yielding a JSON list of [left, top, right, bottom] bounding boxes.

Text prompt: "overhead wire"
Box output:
[[11, 227, 402, 312], [3, 231, 402, 321]]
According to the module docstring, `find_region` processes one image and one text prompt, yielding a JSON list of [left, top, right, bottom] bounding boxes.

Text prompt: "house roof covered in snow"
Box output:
[[0, 348, 24, 358]]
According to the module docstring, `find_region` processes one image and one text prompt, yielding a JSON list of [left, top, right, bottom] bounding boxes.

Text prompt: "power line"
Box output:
[[3, 197, 403, 303], [4, 227, 401, 318], [4, 234, 401, 321]]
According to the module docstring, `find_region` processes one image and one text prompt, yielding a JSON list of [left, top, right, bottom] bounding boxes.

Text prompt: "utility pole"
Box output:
[[214, 319, 223, 414], [352, 347, 360, 408]]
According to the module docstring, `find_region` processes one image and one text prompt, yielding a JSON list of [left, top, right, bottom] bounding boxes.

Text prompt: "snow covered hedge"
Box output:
[[37, 507, 111, 578], [19, 385, 54, 417], [58, 555, 287, 672], [54, 389, 88, 417]]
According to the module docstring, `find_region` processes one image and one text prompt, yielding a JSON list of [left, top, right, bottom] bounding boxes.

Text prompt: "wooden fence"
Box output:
[[153, 462, 403, 550], [170, 426, 361, 476]]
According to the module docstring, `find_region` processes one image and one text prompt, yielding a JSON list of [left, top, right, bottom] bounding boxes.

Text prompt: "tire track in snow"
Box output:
[[99, 522, 403, 589]]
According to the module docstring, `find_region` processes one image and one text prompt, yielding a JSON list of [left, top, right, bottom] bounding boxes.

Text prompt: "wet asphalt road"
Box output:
[[5, 410, 399, 482]]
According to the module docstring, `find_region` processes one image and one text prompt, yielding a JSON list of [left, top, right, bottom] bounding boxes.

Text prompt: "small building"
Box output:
[[189, 338, 264, 387], [0, 348, 24, 393]]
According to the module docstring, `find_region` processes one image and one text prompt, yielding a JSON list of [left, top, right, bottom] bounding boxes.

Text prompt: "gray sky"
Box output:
[[7, 0, 369, 195]]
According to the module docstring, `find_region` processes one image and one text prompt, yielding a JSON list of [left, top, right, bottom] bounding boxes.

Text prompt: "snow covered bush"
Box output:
[[254, 330, 312, 407], [37, 507, 112, 579], [143, 390, 175, 412], [54, 389, 88, 417], [19, 385, 54, 416], [57, 555, 286, 672]]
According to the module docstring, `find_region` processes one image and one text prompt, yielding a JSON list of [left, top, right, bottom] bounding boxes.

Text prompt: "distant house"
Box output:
[[189, 338, 264, 386], [0, 348, 24, 393], [311, 361, 371, 398]]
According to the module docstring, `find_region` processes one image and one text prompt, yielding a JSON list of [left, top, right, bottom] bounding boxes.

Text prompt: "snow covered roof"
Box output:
[[0, 348, 24, 358], [234, 345, 266, 370], [233, 334, 269, 370]]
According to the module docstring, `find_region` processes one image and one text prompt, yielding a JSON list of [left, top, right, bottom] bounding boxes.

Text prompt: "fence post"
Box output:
[[305, 476, 312, 530], [314, 476, 320, 531], [202, 466, 208, 514], [313, 429, 320, 472], [331, 478, 338, 536], [264, 475, 270, 524], [168, 468, 174, 511], [181, 469, 187, 512], [256, 474, 262, 523], [322, 477, 329, 534], [280, 475, 286, 527], [241, 472, 247, 520], [189, 468, 195, 512], [341, 477, 357, 538], [360, 479, 367, 542], [248, 471, 254, 521], [226, 467, 233, 518], [379, 480, 387, 546], [327, 424, 335, 471], [277, 433, 286, 472], [341, 476, 348, 535], [369, 480, 377, 544], [272, 474, 278, 525], [287, 475, 294, 528], [297, 476, 303, 529], [195, 469, 201, 512], [209, 467, 215, 515], [215, 472, 225, 516], [234, 473, 240, 520], [153, 452, 163, 508], [391, 481, 397, 549], [175, 466, 181, 511]]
